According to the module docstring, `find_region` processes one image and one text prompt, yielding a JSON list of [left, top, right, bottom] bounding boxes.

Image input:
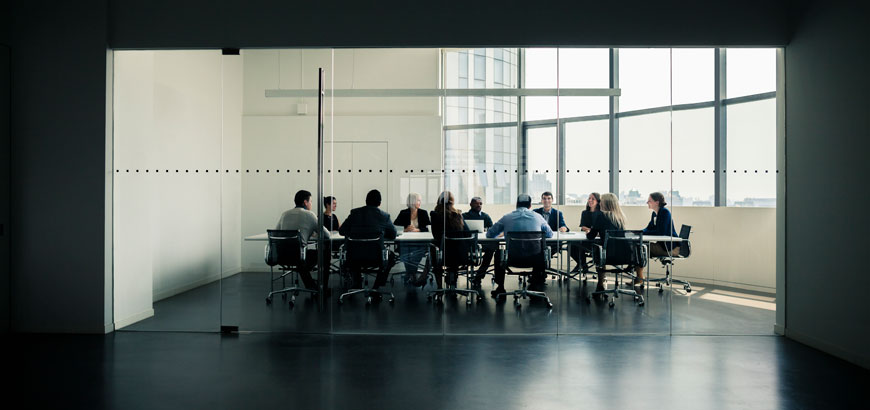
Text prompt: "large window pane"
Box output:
[[672, 108, 714, 206], [445, 48, 518, 125], [526, 126, 557, 202], [726, 48, 776, 98], [672, 48, 714, 105], [618, 48, 671, 112], [565, 119, 609, 205], [445, 127, 517, 205], [727, 99, 776, 206], [618, 112, 671, 204]]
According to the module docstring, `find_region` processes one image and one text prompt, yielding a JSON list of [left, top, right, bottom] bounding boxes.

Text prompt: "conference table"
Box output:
[[244, 231, 683, 278]]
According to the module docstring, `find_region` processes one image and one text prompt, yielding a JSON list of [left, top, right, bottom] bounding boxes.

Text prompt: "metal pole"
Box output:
[[317, 68, 325, 310], [714, 49, 727, 206], [609, 49, 619, 196]]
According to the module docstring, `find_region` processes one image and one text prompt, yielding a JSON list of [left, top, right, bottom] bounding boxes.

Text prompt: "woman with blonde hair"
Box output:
[[394, 193, 431, 285], [585, 193, 627, 293]]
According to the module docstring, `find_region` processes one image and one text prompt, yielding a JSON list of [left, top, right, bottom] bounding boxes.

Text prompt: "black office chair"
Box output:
[[338, 231, 396, 305], [265, 229, 318, 308], [649, 224, 692, 293], [497, 231, 554, 309], [586, 230, 647, 307], [427, 230, 482, 305]]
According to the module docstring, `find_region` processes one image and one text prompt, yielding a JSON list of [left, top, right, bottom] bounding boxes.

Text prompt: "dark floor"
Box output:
[[125, 268, 776, 336], [9, 332, 868, 409]]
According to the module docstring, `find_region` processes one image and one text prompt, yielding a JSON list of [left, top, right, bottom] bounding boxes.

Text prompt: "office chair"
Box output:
[[496, 231, 554, 309], [264, 229, 318, 309], [586, 230, 647, 307], [338, 231, 396, 305], [427, 230, 483, 305], [649, 224, 692, 293]]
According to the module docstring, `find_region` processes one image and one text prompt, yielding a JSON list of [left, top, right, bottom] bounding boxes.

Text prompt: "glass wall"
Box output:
[[112, 47, 779, 336]]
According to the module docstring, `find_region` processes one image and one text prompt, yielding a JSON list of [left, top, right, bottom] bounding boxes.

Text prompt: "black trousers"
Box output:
[[345, 252, 397, 289], [493, 249, 547, 287], [298, 248, 332, 291], [475, 242, 498, 278], [569, 242, 595, 270]]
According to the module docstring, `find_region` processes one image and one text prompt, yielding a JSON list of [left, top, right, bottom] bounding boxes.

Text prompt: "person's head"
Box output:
[[469, 197, 483, 213], [365, 190, 382, 207], [294, 190, 312, 210], [436, 191, 463, 229], [647, 192, 667, 211], [586, 192, 601, 212], [541, 191, 554, 209], [437, 191, 455, 209], [323, 196, 337, 212], [599, 193, 626, 229], [516, 194, 532, 209], [406, 193, 422, 210]]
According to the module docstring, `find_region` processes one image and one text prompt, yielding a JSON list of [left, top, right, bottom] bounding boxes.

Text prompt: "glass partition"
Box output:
[[111, 47, 779, 337]]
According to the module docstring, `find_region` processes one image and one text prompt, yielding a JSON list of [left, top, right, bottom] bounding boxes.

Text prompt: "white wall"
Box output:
[[113, 51, 242, 328]]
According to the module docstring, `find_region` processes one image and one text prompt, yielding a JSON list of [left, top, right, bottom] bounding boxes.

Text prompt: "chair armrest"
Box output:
[[592, 244, 604, 268]]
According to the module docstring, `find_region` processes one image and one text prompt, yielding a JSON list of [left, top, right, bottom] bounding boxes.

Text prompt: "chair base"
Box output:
[[497, 287, 553, 310], [338, 288, 395, 305], [649, 261, 692, 293], [587, 285, 645, 307], [266, 287, 318, 308], [428, 286, 480, 305]]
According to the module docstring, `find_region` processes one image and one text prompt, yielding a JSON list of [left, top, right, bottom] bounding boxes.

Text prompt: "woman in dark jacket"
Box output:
[[429, 191, 469, 290], [394, 193, 431, 285], [586, 193, 627, 293], [635, 192, 680, 284], [570, 192, 602, 272]]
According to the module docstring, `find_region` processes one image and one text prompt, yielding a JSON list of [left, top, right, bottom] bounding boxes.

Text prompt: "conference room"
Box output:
[[111, 47, 779, 336]]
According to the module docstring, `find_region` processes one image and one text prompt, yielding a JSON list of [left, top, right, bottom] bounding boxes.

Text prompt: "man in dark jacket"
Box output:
[[339, 190, 397, 293], [462, 196, 495, 285]]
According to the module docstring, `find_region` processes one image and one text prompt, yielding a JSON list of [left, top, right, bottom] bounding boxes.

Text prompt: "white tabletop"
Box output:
[[244, 231, 682, 243]]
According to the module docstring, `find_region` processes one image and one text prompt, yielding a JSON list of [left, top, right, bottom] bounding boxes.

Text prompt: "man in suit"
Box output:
[[534, 191, 568, 266], [339, 189, 397, 296], [462, 196, 495, 286]]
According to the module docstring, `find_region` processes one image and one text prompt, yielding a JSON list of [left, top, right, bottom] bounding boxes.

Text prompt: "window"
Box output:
[[526, 126, 557, 202], [565, 119, 609, 205], [726, 48, 776, 98], [727, 99, 776, 206], [618, 48, 671, 112], [618, 112, 671, 205]]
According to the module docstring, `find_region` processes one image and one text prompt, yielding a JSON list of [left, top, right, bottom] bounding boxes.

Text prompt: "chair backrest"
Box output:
[[344, 231, 386, 268], [265, 229, 304, 267], [505, 231, 546, 268], [603, 230, 646, 267], [678, 224, 692, 258], [443, 230, 478, 268]]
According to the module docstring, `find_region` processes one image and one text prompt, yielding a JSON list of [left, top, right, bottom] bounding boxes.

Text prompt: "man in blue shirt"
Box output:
[[487, 194, 553, 297]]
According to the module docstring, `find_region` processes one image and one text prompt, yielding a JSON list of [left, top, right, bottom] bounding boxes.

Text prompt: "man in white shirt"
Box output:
[[275, 190, 331, 292]]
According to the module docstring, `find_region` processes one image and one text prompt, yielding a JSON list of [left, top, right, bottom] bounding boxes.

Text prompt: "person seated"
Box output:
[[429, 191, 470, 290], [322, 196, 341, 231], [462, 196, 495, 286], [634, 192, 681, 285], [393, 193, 431, 285], [533, 191, 569, 266], [585, 193, 627, 294], [339, 190, 398, 297], [486, 194, 554, 298], [274, 189, 331, 294], [570, 192, 602, 272]]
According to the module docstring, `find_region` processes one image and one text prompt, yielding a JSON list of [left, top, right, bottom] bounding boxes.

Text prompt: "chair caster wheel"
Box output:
[[658, 287, 664, 293], [288, 301, 294, 309], [685, 286, 692, 293], [608, 301, 615, 308], [266, 297, 272, 305], [547, 302, 553, 309], [337, 298, 344, 305], [466, 298, 472, 306], [389, 297, 395, 304], [366, 296, 372, 305]]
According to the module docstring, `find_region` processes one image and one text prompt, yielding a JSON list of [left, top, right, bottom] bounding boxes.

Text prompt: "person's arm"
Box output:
[[383, 212, 397, 240], [334, 215, 341, 230], [541, 220, 554, 238], [483, 214, 493, 229], [393, 210, 405, 227], [641, 213, 656, 235], [557, 210, 568, 232], [486, 218, 504, 238], [338, 212, 352, 236]]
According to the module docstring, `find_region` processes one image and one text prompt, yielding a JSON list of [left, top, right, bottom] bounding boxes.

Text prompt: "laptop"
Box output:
[[465, 219, 485, 233]]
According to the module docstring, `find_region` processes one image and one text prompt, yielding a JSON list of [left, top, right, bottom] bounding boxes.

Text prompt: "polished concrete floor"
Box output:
[[125, 265, 776, 336], [9, 332, 868, 409]]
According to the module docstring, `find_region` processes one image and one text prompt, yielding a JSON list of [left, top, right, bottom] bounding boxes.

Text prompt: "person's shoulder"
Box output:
[[532, 207, 543, 213]]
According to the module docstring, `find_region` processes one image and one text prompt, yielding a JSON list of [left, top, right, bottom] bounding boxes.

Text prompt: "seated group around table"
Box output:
[[274, 188, 680, 299]]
